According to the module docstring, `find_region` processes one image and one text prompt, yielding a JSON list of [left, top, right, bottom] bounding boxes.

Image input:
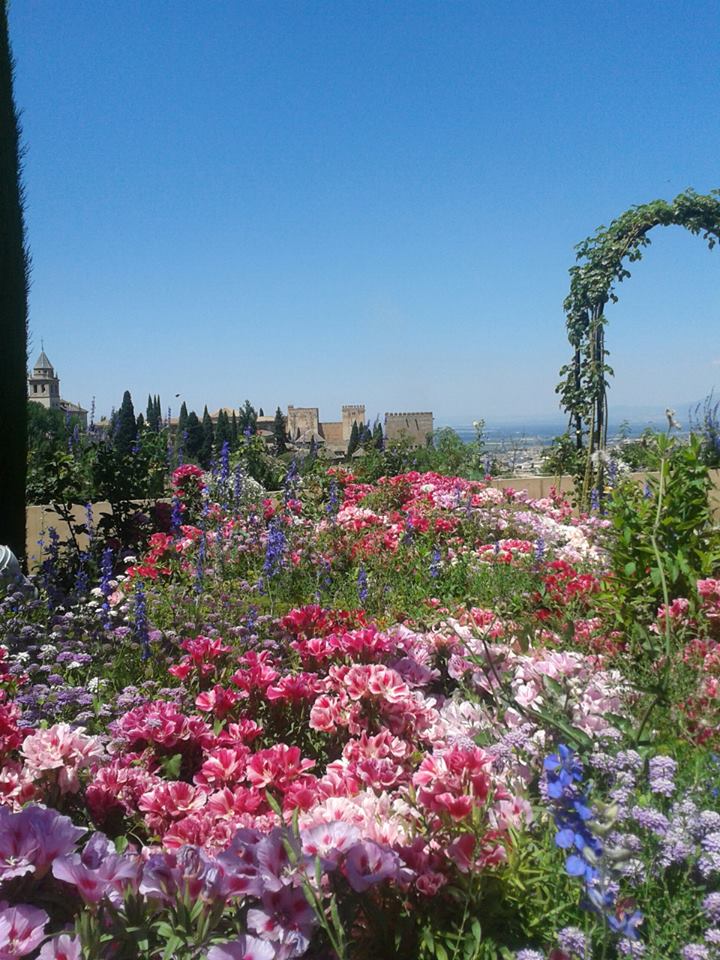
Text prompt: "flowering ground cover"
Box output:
[[1, 459, 720, 959]]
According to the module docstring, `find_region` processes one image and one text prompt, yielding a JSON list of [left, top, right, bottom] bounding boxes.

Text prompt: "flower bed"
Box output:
[[1, 466, 719, 959]]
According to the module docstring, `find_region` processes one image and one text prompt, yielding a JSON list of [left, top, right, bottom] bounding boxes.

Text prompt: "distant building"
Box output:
[[27, 348, 88, 429], [287, 404, 366, 456], [384, 411, 433, 446]]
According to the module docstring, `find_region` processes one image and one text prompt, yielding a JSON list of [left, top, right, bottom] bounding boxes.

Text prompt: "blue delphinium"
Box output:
[[171, 496, 183, 536], [326, 478, 339, 522], [357, 566, 369, 604], [544, 744, 643, 943], [429, 546, 441, 579], [74, 552, 89, 597], [99, 546, 114, 629], [263, 519, 287, 579], [219, 440, 231, 485], [133, 580, 151, 660], [534, 536, 545, 564]]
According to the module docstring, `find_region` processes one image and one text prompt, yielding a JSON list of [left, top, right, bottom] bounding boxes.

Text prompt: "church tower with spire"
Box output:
[[27, 345, 88, 427], [27, 346, 60, 410]]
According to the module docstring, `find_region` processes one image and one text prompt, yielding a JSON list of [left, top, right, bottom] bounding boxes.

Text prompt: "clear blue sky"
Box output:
[[9, 0, 720, 425]]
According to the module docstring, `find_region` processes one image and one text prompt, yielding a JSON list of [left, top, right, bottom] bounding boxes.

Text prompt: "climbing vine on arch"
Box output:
[[556, 188, 720, 502]]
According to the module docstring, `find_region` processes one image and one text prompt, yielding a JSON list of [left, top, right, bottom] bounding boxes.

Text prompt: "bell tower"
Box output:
[[27, 345, 61, 410]]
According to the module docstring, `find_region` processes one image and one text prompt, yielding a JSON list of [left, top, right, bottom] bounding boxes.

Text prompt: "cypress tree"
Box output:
[[154, 395, 162, 428], [185, 411, 203, 461], [373, 421, 384, 450], [178, 401, 189, 435], [231, 411, 238, 446], [115, 390, 137, 456], [200, 406, 214, 468], [240, 399, 257, 435], [273, 406, 287, 454], [146, 394, 154, 427], [215, 409, 231, 451], [136, 412, 145, 433], [347, 421, 359, 458], [0, 3, 29, 560]]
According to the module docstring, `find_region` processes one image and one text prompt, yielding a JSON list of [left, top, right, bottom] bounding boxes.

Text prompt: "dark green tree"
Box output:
[[115, 391, 137, 457], [215, 409, 231, 452], [373, 421, 384, 450], [200, 406, 214, 468], [185, 411, 203, 461], [239, 400, 257, 436], [273, 406, 287, 454], [347, 421, 360, 458], [178, 401, 189, 435], [231, 411, 239, 446], [0, 3, 29, 560], [136, 412, 145, 433], [146, 394, 161, 432]]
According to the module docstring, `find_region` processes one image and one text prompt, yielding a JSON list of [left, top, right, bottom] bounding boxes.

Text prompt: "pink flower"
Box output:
[[0, 904, 48, 958], [195, 748, 249, 791], [246, 745, 314, 792], [207, 936, 277, 960], [138, 780, 207, 833], [21, 724, 104, 794], [195, 685, 240, 718], [38, 934, 82, 960]]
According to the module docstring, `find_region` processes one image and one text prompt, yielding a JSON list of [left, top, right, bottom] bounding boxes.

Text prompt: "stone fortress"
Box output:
[[285, 404, 433, 456], [27, 348, 88, 429]]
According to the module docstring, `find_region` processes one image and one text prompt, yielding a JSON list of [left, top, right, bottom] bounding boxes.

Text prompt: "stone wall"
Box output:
[[319, 422, 344, 445], [384, 411, 434, 445]]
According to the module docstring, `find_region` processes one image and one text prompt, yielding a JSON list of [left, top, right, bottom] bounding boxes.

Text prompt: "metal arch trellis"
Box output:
[[556, 188, 720, 505]]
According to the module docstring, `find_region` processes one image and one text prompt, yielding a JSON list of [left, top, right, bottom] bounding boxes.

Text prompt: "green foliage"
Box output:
[[540, 433, 585, 477], [606, 434, 720, 617], [613, 427, 659, 471]]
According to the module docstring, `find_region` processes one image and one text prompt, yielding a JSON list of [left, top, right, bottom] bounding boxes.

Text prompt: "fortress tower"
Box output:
[[341, 404, 365, 442]]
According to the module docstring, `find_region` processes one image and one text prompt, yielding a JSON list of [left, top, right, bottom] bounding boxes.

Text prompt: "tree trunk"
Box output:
[[0, 1, 29, 563]]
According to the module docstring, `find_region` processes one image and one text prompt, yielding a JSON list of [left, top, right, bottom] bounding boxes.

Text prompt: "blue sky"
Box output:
[[9, 0, 720, 424]]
